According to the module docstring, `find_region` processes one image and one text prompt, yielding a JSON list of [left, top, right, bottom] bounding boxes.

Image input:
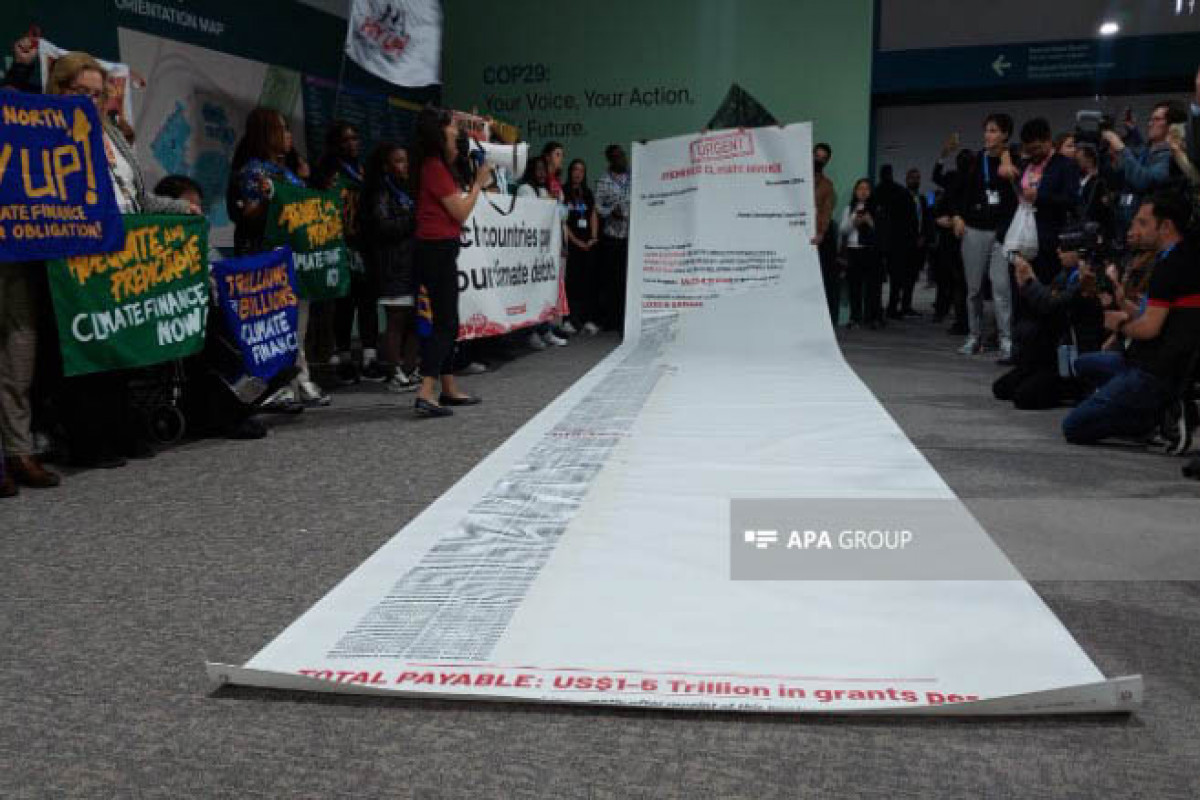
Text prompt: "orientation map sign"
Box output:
[[0, 92, 125, 262], [49, 214, 209, 376], [210, 124, 1139, 715], [263, 181, 351, 301], [301, 75, 420, 168]]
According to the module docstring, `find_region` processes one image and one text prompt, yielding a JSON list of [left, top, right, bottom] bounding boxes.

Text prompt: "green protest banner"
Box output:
[[263, 180, 351, 299], [48, 214, 210, 377]]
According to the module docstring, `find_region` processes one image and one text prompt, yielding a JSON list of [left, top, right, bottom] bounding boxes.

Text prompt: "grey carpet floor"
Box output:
[[2, 312, 1198, 799]]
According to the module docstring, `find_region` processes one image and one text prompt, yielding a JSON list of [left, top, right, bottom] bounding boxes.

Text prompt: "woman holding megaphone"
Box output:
[[411, 107, 493, 418]]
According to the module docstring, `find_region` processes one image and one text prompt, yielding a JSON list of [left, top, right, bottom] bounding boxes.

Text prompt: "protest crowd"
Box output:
[[3, 33, 1200, 498], [0, 34, 632, 496], [813, 74, 1200, 474]]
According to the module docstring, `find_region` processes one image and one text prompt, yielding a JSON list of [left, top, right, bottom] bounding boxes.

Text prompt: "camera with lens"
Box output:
[[1058, 220, 1120, 292], [1074, 110, 1114, 148]]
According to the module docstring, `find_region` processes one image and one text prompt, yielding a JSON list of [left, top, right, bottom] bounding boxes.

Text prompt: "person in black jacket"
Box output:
[[1016, 118, 1081, 284], [1075, 144, 1115, 243], [873, 165, 919, 320], [951, 114, 1020, 357], [838, 179, 881, 328], [993, 249, 1105, 410], [932, 148, 975, 332], [362, 142, 420, 393]]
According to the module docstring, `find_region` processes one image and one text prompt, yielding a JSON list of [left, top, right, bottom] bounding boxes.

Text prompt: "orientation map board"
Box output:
[[210, 124, 1139, 715], [301, 75, 420, 164]]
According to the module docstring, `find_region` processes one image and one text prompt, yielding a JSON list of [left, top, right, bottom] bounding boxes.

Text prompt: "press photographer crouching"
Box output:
[[1062, 192, 1200, 447], [993, 228, 1106, 410]]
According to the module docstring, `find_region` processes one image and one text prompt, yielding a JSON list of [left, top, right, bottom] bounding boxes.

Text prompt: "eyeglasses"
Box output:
[[66, 85, 104, 100]]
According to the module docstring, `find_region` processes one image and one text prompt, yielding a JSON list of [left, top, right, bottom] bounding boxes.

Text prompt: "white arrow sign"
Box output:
[[992, 54, 1013, 77]]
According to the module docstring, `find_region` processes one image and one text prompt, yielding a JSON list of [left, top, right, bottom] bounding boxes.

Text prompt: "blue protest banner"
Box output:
[[211, 247, 300, 381], [0, 92, 125, 262]]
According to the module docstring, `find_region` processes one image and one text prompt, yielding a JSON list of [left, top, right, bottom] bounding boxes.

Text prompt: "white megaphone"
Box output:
[[468, 140, 528, 183]]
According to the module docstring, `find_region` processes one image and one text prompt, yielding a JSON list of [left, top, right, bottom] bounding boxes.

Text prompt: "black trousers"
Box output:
[[818, 232, 841, 325], [887, 245, 921, 314], [334, 265, 379, 354], [413, 239, 461, 378], [992, 364, 1066, 410], [598, 235, 629, 334], [59, 370, 138, 462], [566, 243, 599, 327], [932, 244, 961, 319], [845, 247, 881, 324]]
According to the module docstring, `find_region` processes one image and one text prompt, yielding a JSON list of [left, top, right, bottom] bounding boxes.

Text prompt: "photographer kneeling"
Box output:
[[1062, 192, 1200, 445], [994, 237, 1105, 410]]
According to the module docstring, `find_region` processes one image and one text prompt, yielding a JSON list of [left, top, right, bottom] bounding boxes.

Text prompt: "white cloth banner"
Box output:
[[209, 124, 1139, 715], [38, 39, 135, 124], [345, 0, 442, 87], [456, 195, 563, 340]]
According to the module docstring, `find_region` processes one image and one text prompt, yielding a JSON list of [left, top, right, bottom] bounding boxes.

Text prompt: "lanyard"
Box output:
[[385, 176, 412, 208], [340, 160, 364, 185], [982, 154, 990, 185]]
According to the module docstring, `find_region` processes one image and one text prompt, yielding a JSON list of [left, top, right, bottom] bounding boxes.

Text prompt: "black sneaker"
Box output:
[[1150, 400, 1195, 456], [360, 361, 393, 383], [229, 417, 268, 440], [1183, 456, 1200, 480], [336, 361, 360, 386], [1166, 400, 1197, 456]]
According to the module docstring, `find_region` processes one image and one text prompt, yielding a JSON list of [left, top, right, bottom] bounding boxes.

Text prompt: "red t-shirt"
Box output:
[[417, 158, 464, 240]]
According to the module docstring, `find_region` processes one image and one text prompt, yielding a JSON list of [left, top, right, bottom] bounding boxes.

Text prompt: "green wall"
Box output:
[[444, 0, 874, 204]]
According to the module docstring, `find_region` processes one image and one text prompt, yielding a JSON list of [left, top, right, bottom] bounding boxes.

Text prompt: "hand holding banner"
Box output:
[[262, 181, 351, 300], [48, 214, 210, 376], [37, 39, 137, 126], [0, 93, 124, 262]]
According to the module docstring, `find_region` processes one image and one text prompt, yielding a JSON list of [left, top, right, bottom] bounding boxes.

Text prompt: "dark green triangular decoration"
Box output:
[[706, 83, 779, 129]]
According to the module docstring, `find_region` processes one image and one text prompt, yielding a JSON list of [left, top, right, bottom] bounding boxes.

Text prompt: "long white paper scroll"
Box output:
[[210, 124, 1140, 715]]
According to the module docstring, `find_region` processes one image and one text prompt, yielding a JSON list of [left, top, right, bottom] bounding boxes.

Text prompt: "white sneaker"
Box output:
[[528, 332, 547, 350], [999, 339, 1014, 361], [583, 322, 600, 335], [543, 331, 568, 347], [262, 386, 296, 408], [958, 336, 981, 355], [561, 320, 579, 335], [298, 380, 331, 407], [386, 371, 419, 393]]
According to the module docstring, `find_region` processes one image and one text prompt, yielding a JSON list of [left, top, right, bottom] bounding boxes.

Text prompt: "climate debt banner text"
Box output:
[[210, 124, 1138, 714], [48, 215, 209, 376], [0, 92, 124, 262], [456, 196, 563, 340]]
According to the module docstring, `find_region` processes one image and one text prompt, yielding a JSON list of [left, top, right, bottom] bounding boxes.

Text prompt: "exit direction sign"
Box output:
[[874, 32, 1200, 94]]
